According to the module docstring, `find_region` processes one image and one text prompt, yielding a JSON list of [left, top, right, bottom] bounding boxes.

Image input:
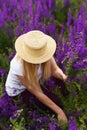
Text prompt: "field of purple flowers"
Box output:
[[0, 0, 87, 129]]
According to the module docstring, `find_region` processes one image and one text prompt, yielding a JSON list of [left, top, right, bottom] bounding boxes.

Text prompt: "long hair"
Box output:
[[18, 55, 51, 92]]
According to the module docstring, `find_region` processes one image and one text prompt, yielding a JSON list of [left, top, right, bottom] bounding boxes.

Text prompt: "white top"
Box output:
[[5, 56, 42, 96]]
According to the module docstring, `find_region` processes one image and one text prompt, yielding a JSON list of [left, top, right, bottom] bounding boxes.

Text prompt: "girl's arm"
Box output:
[[51, 57, 67, 81], [17, 75, 68, 123]]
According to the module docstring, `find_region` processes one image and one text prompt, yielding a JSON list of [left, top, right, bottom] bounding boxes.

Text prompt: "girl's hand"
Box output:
[[57, 110, 68, 124], [17, 75, 29, 87]]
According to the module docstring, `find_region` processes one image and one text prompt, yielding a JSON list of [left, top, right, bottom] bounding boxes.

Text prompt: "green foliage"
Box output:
[[78, 112, 87, 129], [0, 54, 9, 96], [0, 77, 5, 97], [54, 80, 87, 129], [10, 117, 25, 130], [0, 53, 9, 69], [55, 0, 69, 32], [0, 117, 11, 130], [9, 109, 25, 130], [0, 29, 14, 55]]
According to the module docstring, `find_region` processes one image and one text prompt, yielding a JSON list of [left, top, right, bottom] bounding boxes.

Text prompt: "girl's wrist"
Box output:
[[56, 108, 63, 115]]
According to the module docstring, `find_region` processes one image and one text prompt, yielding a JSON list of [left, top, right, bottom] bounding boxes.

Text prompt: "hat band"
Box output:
[[23, 42, 47, 57]]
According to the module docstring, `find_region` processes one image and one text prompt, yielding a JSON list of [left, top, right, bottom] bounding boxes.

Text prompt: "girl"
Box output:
[[5, 30, 68, 123]]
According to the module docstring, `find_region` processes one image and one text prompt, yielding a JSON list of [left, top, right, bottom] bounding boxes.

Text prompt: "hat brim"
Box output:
[[15, 34, 56, 64]]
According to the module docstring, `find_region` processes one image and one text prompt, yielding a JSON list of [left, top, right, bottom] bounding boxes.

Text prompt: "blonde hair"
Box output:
[[16, 54, 51, 92]]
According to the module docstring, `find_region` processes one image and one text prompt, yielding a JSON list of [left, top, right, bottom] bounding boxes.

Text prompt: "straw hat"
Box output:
[[15, 30, 56, 64]]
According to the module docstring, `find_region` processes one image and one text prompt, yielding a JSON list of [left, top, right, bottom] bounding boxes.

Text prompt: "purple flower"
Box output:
[[0, 0, 56, 38], [0, 69, 6, 77], [0, 92, 18, 118], [84, 76, 87, 83], [72, 91, 76, 99], [73, 61, 87, 69], [85, 0, 87, 3], [67, 11, 72, 29], [69, 116, 77, 130], [49, 123, 56, 130], [45, 77, 57, 88], [8, 51, 15, 61], [68, 77, 73, 82], [74, 110, 84, 116], [60, 24, 65, 36], [63, 0, 70, 7]]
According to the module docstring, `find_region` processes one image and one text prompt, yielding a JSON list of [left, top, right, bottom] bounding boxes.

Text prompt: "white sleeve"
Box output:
[[10, 58, 23, 76]]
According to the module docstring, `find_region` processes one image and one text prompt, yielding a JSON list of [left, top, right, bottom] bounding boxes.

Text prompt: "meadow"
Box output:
[[0, 0, 87, 129]]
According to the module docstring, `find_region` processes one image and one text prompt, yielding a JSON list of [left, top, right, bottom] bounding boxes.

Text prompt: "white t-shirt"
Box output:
[[5, 56, 42, 96]]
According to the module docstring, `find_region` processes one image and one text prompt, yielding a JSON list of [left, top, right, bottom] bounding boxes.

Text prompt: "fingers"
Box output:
[[16, 75, 24, 79], [62, 75, 68, 82], [58, 112, 68, 124], [16, 75, 26, 85]]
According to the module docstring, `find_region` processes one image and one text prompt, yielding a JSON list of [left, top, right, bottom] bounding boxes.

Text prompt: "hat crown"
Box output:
[[25, 31, 47, 49]]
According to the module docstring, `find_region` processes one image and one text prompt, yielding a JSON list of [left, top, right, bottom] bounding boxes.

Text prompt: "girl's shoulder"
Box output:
[[11, 55, 21, 66], [10, 55, 23, 75]]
